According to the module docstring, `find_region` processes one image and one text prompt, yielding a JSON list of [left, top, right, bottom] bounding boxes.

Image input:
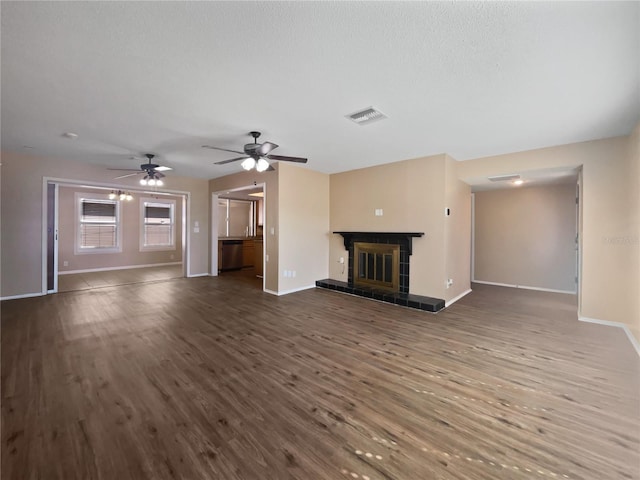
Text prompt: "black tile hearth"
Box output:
[[315, 279, 445, 312]]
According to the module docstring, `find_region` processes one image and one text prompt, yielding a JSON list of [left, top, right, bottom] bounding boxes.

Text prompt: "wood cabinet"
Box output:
[[254, 238, 264, 277], [242, 239, 255, 268]]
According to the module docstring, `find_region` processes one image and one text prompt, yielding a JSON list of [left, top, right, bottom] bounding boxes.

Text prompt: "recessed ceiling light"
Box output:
[[513, 179, 524, 186], [22, 145, 35, 149], [62, 132, 78, 139], [488, 174, 520, 182]]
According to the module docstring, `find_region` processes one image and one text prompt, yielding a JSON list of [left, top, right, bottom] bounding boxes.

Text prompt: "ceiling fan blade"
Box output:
[[214, 156, 250, 165], [155, 172, 166, 179], [203, 145, 246, 155], [113, 172, 143, 179], [266, 154, 308, 163], [258, 141, 278, 155], [107, 168, 143, 172]]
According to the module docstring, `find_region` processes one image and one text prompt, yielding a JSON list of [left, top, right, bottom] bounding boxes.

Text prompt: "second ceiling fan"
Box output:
[[203, 131, 307, 172]]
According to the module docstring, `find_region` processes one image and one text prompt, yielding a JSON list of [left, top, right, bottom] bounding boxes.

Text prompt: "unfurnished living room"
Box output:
[[1, 2, 639, 480]]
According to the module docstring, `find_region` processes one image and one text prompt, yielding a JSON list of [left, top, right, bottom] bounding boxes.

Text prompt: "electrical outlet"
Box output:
[[446, 278, 453, 288], [339, 257, 344, 264], [375, 208, 383, 216], [63, 260, 69, 267]]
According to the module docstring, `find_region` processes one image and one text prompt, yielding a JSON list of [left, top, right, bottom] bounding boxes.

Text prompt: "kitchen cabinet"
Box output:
[[242, 240, 254, 268], [254, 238, 264, 277]]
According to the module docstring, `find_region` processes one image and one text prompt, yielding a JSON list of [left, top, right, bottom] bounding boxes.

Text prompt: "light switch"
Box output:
[[194, 227, 199, 233], [375, 209, 383, 216]]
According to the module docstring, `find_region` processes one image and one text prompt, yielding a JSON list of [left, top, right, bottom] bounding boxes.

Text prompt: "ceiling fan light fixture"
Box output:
[[155, 178, 164, 187], [241, 157, 257, 171], [256, 158, 270, 172], [140, 176, 148, 186]]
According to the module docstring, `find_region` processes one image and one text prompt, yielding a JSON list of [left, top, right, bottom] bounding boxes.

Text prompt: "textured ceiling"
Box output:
[[1, 1, 638, 180]]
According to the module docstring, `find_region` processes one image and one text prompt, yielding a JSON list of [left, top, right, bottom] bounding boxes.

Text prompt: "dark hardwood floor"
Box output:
[[57, 264, 184, 293], [1, 278, 638, 479]]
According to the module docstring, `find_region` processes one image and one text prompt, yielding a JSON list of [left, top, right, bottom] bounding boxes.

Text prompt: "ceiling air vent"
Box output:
[[488, 174, 521, 182], [346, 106, 387, 125]]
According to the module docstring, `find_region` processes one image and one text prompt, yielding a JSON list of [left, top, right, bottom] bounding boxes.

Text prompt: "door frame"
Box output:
[[41, 176, 191, 295], [211, 182, 266, 292]]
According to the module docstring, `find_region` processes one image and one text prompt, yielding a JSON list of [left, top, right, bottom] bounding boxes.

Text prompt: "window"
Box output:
[[76, 194, 121, 253], [141, 198, 175, 250]]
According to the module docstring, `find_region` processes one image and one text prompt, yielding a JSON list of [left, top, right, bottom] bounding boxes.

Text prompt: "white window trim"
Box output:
[[74, 192, 122, 255], [140, 197, 176, 252]]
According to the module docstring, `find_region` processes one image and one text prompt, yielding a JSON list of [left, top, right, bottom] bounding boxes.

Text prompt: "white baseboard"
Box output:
[[472, 279, 575, 295], [445, 288, 472, 308], [1, 291, 44, 301], [59, 262, 182, 275], [264, 285, 316, 296], [578, 316, 640, 357], [187, 273, 209, 278]]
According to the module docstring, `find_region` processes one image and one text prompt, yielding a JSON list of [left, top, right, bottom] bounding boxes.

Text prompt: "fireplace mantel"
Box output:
[[334, 231, 424, 255]]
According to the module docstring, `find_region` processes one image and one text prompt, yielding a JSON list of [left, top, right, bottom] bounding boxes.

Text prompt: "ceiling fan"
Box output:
[[108, 153, 172, 186], [203, 131, 307, 172]]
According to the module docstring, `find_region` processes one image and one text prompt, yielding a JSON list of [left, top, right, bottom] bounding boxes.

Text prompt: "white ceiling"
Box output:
[[2, 2, 638, 180]]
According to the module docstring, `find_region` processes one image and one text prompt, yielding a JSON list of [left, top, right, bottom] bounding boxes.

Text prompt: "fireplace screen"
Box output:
[[353, 242, 400, 291]]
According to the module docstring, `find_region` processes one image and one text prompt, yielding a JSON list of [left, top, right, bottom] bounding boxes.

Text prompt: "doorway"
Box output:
[[470, 169, 581, 295], [44, 178, 189, 294], [212, 183, 265, 291]]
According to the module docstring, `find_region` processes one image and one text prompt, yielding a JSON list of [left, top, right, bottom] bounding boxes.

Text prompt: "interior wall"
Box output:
[[278, 163, 329, 293], [624, 123, 639, 341], [474, 184, 577, 292], [444, 155, 472, 302], [0, 151, 210, 298], [209, 168, 279, 293], [330, 154, 448, 300], [457, 132, 639, 339], [58, 186, 183, 272]]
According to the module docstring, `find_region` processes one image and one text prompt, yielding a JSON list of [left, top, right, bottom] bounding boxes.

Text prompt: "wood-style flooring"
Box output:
[[57, 264, 184, 293], [1, 278, 638, 480]]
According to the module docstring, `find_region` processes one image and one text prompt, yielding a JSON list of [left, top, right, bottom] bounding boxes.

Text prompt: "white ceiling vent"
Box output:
[[346, 107, 387, 125], [488, 174, 521, 182]]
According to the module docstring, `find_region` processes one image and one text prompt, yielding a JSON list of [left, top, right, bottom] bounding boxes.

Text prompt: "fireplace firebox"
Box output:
[[354, 242, 400, 291]]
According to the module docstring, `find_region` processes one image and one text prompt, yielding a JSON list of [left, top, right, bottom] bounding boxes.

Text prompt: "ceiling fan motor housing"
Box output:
[[244, 143, 263, 155]]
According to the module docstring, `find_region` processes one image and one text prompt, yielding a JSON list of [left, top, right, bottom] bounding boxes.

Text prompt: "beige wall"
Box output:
[[210, 167, 279, 293], [58, 186, 183, 272], [474, 184, 577, 292], [624, 123, 640, 341], [278, 163, 329, 292], [445, 155, 472, 302], [0, 151, 210, 298], [330, 154, 450, 299], [458, 133, 640, 338]]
